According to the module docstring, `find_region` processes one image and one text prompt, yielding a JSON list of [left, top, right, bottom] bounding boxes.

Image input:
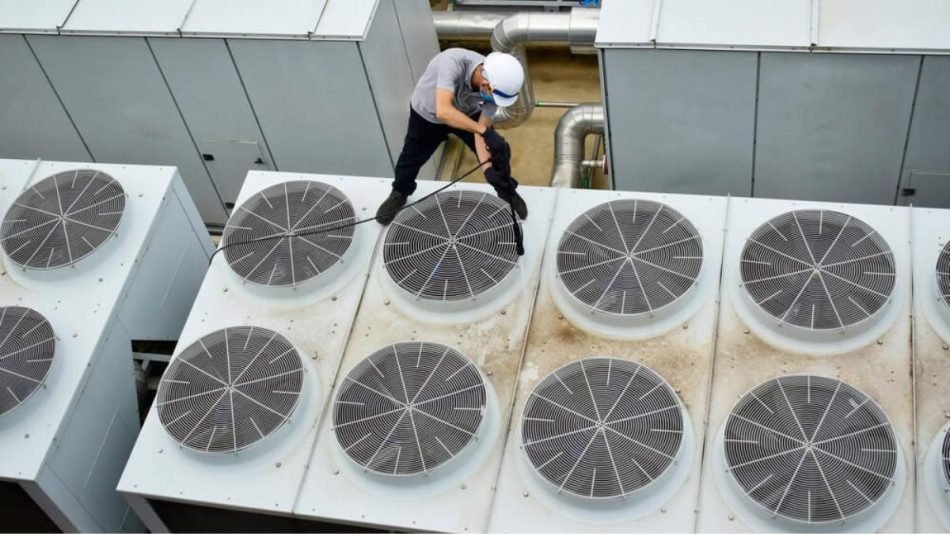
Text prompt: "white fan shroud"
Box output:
[[923, 423, 950, 530], [551, 199, 705, 339], [732, 210, 903, 354], [221, 180, 361, 297], [381, 190, 523, 316], [330, 341, 500, 493], [1, 169, 125, 273], [0, 307, 56, 417], [935, 242, 950, 333], [156, 327, 307, 454], [713, 375, 906, 532], [517, 358, 694, 520]]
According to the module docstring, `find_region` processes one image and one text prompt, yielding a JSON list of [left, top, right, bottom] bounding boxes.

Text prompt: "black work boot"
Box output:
[[376, 191, 407, 225], [498, 190, 528, 220]]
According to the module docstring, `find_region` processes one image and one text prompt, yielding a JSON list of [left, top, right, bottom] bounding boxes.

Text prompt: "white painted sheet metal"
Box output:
[[60, 0, 193, 35]]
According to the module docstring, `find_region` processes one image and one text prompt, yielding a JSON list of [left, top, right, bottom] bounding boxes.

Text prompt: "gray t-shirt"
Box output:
[[410, 48, 498, 124]]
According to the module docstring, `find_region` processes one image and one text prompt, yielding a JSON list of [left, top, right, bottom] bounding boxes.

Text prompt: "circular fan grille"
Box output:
[[1, 170, 125, 269], [156, 327, 304, 453], [0, 307, 55, 417], [557, 200, 702, 315], [521, 358, 684, 499], [333, 342, 486, 476], [740, 210, 896, 331], [223, 181, 356, 287], [724, 375, 897, 524], [942, 428, 950, 487], [383, 191, 519, 302], [937, 242, 950, 312]]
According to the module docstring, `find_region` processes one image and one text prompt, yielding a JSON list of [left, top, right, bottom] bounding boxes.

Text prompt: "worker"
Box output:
[[376, 48, 527, 225]]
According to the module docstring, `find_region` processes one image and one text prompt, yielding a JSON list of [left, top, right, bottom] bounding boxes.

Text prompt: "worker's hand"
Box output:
[[482, 128, 508, 163]]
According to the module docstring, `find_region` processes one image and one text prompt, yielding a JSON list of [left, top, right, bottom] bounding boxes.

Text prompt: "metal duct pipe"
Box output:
[[490, 8, 600, 128], [551, 103, 604, 188], [431, 11, 505, 42]]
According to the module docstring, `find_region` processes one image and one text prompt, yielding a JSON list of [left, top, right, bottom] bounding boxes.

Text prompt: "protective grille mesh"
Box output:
[[740, 210, 895, 331], [0, 307, 55, 417], [942, 428, 950, 487], [156, 327, 304, 453], [383, 191, 519, 302], [938, 242, 950, 312], [333, 342, 486, 476], [557, 200, 702, 315], [223, 181, 356, 287], [1, 170, 124, 269], [521, 358, 684, 499], [724, 376, 897, 524]]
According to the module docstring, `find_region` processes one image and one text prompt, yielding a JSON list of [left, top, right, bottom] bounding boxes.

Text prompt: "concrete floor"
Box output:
[[434, 47, 609, 190]]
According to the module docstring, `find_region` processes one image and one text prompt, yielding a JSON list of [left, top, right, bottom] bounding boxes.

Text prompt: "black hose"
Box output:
[[208, 159, 525, 265]]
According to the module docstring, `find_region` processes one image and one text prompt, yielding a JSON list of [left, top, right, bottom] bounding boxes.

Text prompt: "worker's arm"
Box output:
[[435, 88, 487, 135], [473, 113, 493, 170]]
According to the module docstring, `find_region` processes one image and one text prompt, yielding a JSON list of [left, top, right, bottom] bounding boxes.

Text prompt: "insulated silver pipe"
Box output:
[[431, 11, 505, 42], [490, 8, 600, 128], [551, 103, 605, 188]]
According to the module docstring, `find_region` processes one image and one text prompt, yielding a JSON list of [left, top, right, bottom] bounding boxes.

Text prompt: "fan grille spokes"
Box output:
[[724, 375, 897, 524], [383, 190, 519, 302], [521, 358, 684, 499], [0, 307, 55, 417], [557, 200, 702, 315], [942, 428, 950, 487], [1, 170, 125, 269], [937, 242, 950, 312], [222, 181, 356, 287], [740, 210, 896, 331], [156, 327, 304, 453], [332, 342, 487, 476]]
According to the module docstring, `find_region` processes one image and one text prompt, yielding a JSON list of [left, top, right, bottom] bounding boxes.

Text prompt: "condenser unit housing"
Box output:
[[0, 159, 211, 532], [117, 170, 390, 532]]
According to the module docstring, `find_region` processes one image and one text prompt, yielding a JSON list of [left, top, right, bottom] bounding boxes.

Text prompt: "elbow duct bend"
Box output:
[[551, 103, 605, 188], [490, 9, 599, 128]]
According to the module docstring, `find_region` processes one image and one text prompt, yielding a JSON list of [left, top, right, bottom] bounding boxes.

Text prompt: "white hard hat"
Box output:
[[482, 52, 524, 108]]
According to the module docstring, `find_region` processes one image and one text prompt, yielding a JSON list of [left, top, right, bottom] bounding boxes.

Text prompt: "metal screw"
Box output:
[[461, 484, 467, 490], [728, 514, 735, 521], [661, 507, 667, 513], [275, 462, 282, 468], [500, 310, 507, 315], [24, 434, 29, 439], [558, 314, 564, 320], [384, 300, 390, 306], [682, 324, 689, 330], [331, 296, 337, 301], [743, 329, 750, 335], [877, 339, 884, 345], [487, 370, 493, 376], [522, 491, 529, 497], [333, 469, 340, 475], [944, 345, 949, 351]]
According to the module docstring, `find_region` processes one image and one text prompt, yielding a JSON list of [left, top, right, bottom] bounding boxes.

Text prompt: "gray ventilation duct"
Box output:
[[551, 103, 604, 188], [432, 8, 600, 129]]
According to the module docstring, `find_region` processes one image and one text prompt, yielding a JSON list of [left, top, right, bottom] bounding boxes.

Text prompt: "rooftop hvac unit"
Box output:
[[294, 181, 556, 532], [0, 158, 211, 532], [697, 198, 914, 532], [0, 0, 439, 227], [910, 206, 950, 531], [488, 189, 727, 532], [117, 171, 389, 532]]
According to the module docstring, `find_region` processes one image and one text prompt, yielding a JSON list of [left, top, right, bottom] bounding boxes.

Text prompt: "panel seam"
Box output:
[[22, 35, 95, 161], [893, 55, 924, 205], [223, 39, 279, 171], [145, 37, 227, 217]]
